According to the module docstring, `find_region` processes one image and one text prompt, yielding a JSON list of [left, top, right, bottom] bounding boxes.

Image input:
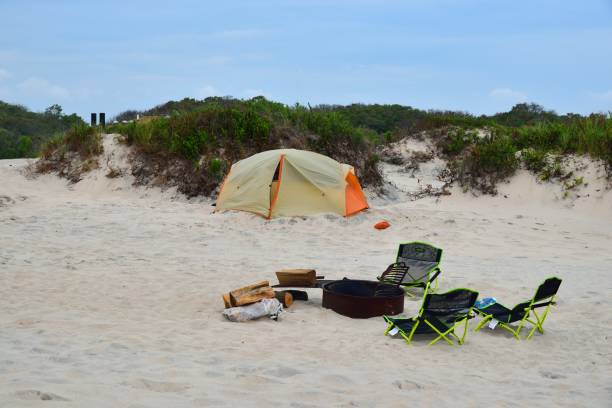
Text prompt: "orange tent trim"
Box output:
[[268, 154, 285, 219], [344, 170, 368, 216]]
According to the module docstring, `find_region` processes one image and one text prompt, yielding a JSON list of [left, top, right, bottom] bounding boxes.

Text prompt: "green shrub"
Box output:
[[472, 135, 518, 175], [451, 134, 518, 194], [0, 101, 85, 159], [16, 135, 33, 157], [102, 99, 612, 195], [539, 157, 566, 182], [109, 98, 383, 193], [208, 158, 222, 174], [563, 176, 584, 190], [439, 128, 479, 156], [41, 124, 101, 159], [521, 148, 547, 172]]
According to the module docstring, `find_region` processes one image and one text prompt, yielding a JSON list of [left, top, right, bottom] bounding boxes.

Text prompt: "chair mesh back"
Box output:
[[397, 242, 441, 264], [379, 262, 409, 286], [534, 277, 562, 301], [510, 301, 532, 320], [423, 289, 478, 315], [509, 278, 562, 321]]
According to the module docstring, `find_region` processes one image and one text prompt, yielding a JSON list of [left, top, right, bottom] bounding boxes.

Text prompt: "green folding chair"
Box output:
[[379, 242, 442, 297], [383, 283, 479, 346], [473, 277, 562, 340]]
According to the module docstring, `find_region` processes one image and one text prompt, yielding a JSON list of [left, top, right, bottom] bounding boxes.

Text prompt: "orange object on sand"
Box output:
[[374, 220, 390, 230]]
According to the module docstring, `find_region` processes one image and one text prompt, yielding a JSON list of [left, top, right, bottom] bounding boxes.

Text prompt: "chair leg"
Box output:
[[398, 320, 421, 345], [428, 333, 454, 346], [526, 323, 539, 340], [525, 315, 543, 339], [526, 308, 547, 339], [528, 298, 556, 339], [458, 318, 469, 345], [499, 322, 520, 339], [474, 314, 492, 332], [400, 330, 413, 345], [534, 310, 545, 333], [536, 303, 552, 332], [384, 323, 394, 336], [403, 289, 416, 298], [424, 320, 455, 346]]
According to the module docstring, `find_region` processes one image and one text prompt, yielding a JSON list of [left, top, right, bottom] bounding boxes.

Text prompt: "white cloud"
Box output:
[[195, 85, 218, 98], [210, 29, 263, 39], [0, 68, 11, 81], [17, 77, 70, 99], [489, 87, 527, 101]]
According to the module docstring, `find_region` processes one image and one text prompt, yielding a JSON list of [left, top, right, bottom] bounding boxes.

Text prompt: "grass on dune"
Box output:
[[37, 97, 610, 196], [41, 123, 102, 159], [435, 114, 612, 193], [109, 98, 383, 195]]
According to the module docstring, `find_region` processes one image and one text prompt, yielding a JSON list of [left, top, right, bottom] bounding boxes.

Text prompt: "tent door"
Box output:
[[270, 181, 278, 203], [268, 155, 285, 218], [269, 162, 281, 204]]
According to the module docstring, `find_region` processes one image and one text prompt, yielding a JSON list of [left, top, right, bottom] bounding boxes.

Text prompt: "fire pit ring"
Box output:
[[322, 279, 404, 318]]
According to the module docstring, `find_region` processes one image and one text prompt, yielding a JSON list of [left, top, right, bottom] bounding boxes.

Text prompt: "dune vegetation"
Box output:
[[108, 97, 381, 196], [0, 102, 83, 159], [434, 113, 612, 193], [35, 97, 611, 196]]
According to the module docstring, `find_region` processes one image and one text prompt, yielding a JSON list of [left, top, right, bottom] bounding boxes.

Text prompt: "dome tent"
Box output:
[[215, 149, 368, 218]]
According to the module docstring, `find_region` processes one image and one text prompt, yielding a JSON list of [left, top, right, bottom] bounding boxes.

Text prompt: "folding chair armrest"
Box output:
[[531, 301, 555, 309], [449, 311, 474, 322], [428, 268, 441, 283]]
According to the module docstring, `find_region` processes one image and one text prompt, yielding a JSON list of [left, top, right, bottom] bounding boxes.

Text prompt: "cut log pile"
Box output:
[[221, 269, 314, 315], [222, 280, 273, 308], [222, 280, 296, 309], [230, 281, 274, 307]]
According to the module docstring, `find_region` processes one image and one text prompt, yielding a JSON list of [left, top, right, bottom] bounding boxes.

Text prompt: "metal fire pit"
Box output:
[[322, 279, 404, 319]]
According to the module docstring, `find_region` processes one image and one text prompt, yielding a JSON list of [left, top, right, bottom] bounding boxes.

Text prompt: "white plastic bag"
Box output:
[[223, 298, 283, 322]]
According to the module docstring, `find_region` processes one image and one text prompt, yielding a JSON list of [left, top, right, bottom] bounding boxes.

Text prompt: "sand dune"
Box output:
[[1, 135, 611, 407]]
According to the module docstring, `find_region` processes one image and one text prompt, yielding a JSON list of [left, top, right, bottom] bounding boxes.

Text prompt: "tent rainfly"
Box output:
[[215, 149, 369, 218]]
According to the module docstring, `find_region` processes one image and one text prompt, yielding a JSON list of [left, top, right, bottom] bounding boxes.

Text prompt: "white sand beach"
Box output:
[[1, 135, 611, 407]]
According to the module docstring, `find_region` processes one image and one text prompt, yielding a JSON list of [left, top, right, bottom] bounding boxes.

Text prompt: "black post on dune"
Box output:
[[90, 113, 97, 127], [99, 112, 106, 128]]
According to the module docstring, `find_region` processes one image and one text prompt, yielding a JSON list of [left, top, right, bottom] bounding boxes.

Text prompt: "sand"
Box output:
[[1, 134, 611, 407]]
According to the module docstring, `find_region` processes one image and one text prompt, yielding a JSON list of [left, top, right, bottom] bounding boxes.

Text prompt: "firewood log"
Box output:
[[230, 286, 275, 307], [274, 291, 294, 308], [222, 293, 231, 308], [285, 290, 308, 301], [229, 280, 270, 297], [275, 269, 316, 286]]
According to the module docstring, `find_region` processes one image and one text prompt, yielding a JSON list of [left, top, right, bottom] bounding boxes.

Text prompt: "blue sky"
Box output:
[[0, 0, 611, 119]]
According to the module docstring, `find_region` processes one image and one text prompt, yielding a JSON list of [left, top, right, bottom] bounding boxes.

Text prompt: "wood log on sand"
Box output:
[[275, 269, 316, 286], [222, 293, 231, 308], [284, 290, 308, 301], [223, 280, 306, 309], [274, 291, 294, 308], [223, 281, 273, 308], [230, 280, 270, 297], [229, 283, 275, 307]]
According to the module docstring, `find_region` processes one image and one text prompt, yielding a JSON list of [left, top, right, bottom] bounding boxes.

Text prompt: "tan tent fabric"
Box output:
[[216, 150, 280, 216], [216, 149, 368, 218]]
